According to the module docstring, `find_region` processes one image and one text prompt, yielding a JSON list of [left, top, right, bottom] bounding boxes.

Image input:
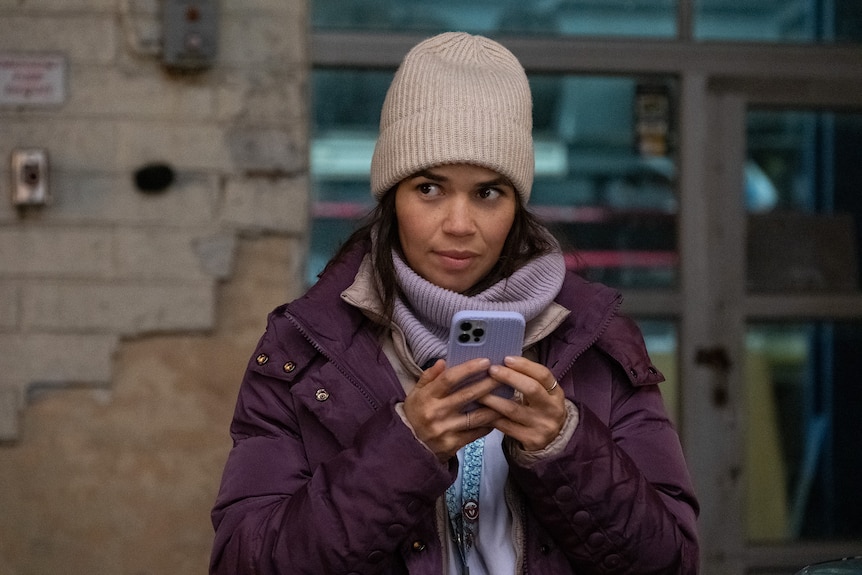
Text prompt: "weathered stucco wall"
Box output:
[[0, 236, 304, 573], [0, 1, 310, 572]]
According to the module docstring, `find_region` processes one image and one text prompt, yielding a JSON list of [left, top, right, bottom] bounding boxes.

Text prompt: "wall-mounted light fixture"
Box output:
[[162, 0, 219, 71], [10, 148, 50, 207]]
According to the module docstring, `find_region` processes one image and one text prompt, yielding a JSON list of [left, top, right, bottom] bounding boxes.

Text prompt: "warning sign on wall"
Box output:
[[0, 53, 66, 106]]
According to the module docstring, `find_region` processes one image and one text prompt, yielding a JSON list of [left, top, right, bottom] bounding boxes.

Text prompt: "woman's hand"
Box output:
[[482, 356, 567, 451], [402, 358, 505, 463]]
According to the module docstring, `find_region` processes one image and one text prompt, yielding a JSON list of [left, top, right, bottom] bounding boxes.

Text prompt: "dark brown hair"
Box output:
[[324, 185, 556, 324]]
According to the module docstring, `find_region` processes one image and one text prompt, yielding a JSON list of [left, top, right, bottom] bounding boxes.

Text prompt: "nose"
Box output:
[[440, 196, 476, 236]]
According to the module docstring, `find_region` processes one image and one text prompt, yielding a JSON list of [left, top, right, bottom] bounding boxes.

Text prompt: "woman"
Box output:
[[210, 32, 699, 574]]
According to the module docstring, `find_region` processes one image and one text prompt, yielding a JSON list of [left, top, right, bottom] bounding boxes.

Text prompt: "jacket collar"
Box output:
[[289, 240, 659, 388]]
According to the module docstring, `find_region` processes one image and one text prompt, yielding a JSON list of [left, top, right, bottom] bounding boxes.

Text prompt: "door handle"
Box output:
[[695, 346, 732, 406], [695, 346, 732, 372]]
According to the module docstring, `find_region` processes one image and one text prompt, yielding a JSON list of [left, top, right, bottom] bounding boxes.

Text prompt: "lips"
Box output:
[[434, 250, 476, 270]]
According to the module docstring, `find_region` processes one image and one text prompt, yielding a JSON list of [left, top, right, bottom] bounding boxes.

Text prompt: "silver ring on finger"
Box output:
[[465, 411, 472, 431], [545, 380, 559, 394]]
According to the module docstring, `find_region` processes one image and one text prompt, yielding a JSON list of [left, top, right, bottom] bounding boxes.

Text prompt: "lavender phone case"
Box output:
[[446, 310, 525, 405]]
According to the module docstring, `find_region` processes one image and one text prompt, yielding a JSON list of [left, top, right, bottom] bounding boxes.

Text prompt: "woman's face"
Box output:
[[395, 163, 518, 293]]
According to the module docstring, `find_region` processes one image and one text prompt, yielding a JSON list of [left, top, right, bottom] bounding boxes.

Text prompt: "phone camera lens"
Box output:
[[458, 333, 471, 343], [460, 321, 472, 331]]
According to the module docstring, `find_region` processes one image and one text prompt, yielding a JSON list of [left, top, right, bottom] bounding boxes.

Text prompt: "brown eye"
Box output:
[[418, 182, 441, 196], [478, 187, 503, 200]]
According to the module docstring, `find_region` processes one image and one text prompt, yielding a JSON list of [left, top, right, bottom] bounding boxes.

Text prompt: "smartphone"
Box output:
[[446, 310, 525, 408]]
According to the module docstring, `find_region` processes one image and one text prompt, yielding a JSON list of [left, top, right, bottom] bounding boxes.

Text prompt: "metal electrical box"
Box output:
[[162, 0, 219, 71], [11, 148, 49, 207]]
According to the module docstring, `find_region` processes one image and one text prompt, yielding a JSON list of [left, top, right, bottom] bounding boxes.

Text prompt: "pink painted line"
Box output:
[[313, 201, 374, 218], [565, 251, 678, 269], [314, 202, 675, 223]]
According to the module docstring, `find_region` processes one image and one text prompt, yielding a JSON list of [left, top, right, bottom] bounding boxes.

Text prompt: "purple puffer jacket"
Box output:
[[210, 243, 700, 574]]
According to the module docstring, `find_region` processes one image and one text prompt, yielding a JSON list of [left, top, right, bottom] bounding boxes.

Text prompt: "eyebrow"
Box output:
[[410, 168, 514, 189], [410, 169, 447, 182]]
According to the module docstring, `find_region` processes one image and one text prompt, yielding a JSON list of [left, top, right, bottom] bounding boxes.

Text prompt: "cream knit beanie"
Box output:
[[370, 32, 534, 203]]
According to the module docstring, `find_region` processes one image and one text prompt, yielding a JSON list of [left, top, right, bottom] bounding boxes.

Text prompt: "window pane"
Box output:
[[746, 322, 862, 542], [695, 0, 862, 44], [312, 0, 676, 39], [746, 110, 862, 293], [745, 108, 862, 542], [530, 75, 678, 290], [309, 70, 679, 289], [308, 70, 390, 283]]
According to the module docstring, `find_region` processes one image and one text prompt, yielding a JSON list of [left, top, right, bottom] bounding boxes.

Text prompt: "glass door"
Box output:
[[682, 79, 862, 574]]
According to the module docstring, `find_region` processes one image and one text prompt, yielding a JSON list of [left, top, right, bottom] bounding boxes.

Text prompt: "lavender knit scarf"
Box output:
[[391, 247, 567, 368]]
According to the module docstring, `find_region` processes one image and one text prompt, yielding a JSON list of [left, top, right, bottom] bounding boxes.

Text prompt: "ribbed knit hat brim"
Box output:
[[370, 32, 534, 203]]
